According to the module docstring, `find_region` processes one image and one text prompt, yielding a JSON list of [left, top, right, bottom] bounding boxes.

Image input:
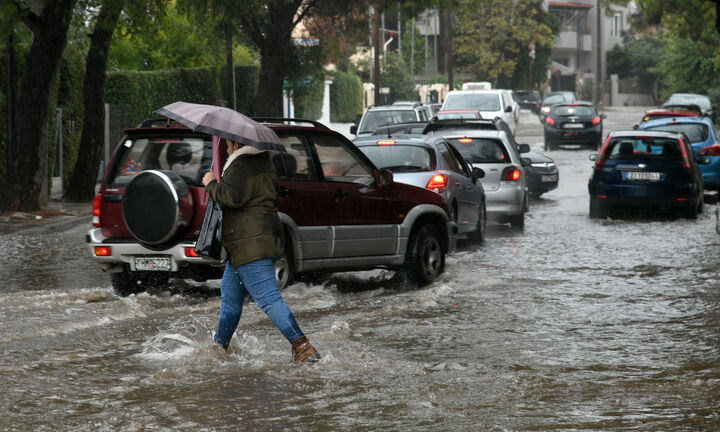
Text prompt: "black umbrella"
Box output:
[[155, 101, 284, 152]]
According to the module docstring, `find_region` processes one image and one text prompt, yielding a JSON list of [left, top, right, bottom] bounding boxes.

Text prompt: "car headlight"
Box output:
[[541, 106, 551, 113]]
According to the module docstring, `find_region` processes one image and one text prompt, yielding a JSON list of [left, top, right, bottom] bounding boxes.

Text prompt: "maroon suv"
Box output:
[[87, 118, 458, 295]]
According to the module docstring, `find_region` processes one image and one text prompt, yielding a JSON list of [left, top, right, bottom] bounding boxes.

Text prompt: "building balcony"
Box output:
[[554, 30, 592, 51]]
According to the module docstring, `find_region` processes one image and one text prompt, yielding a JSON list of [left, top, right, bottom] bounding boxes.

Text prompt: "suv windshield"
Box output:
[[444, 94, 500, 111], [447, 138, 509, 163], [360, 110, 416, 134], [359, 144, 436, 172], [606, 138, 682, 161], [643, 123, 708, 143], [110, 136, 212, 186]]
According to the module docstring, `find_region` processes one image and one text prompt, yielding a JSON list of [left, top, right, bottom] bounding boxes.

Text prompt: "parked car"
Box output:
[[588, 130, 709, 219], [392, 101, 434, 119], [428, 127, 531, 229], [354, 134, 487, 242], [524, 150, 559, 197], [424, 116, 555, 198], [661, 93, 715, 122], [87, 118, 458, 295], [440, 89, 517, 136], [640, 107, 701, 124], [539, 91, 576, 121], [351, 103, 432, 137], [543, 101, 606, 150], [638, 115, 720, 190], [514, 90, 542, 114]]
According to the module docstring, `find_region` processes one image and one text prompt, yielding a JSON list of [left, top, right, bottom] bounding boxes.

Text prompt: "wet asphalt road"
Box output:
[[1, 107, 719, 431]]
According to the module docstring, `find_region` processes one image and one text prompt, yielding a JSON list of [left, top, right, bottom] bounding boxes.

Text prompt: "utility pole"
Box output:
[[596, 0, 602, 105], [440, 8, 453, 90], [373, 6, 381, 105]]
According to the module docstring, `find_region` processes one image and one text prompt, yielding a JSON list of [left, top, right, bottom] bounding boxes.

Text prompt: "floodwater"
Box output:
[[1, 108, 719, 431]]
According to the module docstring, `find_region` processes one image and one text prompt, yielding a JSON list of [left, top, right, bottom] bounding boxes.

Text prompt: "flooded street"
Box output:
[[2, 107, 719, 431]]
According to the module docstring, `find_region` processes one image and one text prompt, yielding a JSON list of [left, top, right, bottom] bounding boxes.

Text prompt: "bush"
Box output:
[[291, 72, 324, 120], [330, 71, 363, 123]]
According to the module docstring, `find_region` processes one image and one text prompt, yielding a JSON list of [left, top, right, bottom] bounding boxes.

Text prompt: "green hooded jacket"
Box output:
[[205, 146, 284, 267]]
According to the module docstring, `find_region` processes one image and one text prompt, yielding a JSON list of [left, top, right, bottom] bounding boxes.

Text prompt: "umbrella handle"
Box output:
[[210, 136, 223, 180]]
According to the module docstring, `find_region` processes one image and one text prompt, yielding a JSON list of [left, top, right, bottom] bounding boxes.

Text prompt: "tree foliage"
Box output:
[[453, 0, 554, 88]]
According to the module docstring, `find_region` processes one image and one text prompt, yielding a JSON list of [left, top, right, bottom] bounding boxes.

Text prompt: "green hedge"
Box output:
[[291, 73, 324, 120], [330, 71, 363, 123]]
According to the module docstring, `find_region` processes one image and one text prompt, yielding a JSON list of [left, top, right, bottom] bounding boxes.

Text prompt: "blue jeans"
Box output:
[[214, 258, 304, 348]]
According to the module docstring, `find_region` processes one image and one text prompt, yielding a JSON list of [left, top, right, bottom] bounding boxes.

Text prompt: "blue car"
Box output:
[[588, 130, 709, 219], [638, 116, 720, 190]]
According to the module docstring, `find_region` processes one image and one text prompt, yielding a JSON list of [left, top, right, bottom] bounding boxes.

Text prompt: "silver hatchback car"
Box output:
[[430, 129, 530, 229], [354, 134, 487, 242]]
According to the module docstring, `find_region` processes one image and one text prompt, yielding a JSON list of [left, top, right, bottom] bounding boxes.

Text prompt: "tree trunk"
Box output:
[[254, 4, 295, 117], [373, 8, 380, 105], [65, 0, 124, 202], [4, 31, 16, 185], [3, 0, 78, 212], [440, 8, 453, 90], [224, 24, 235, 110]]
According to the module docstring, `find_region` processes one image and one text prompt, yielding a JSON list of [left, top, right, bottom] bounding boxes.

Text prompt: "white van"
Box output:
[[441, 89, 517, 135]]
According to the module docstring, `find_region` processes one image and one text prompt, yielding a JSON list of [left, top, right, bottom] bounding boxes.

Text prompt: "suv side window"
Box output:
[[311, 134, 375, 185], [276, 133, 318, 181], [444, 141, 473, 177]]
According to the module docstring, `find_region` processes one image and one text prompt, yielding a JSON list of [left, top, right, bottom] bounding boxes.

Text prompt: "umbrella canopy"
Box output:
[[155, 101, 284, 152]]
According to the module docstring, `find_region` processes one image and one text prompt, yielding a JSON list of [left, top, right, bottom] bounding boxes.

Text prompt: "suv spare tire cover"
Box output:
[[122, 170, 194, 246]]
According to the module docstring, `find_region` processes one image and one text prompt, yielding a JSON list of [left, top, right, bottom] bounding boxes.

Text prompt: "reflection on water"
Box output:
[[2, 113, 719, 430]]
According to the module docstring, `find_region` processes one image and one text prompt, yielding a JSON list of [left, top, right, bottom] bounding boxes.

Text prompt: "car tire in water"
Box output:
[[589, 196, 607, 219], [404, 223, 445, 287], [468, 199, 487, 244], [509, 210, 525, 230], [682, 198, 702, 219]]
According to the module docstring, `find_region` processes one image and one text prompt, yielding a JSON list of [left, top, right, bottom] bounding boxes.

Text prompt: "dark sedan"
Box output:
[[544, 102, 606, 150], [524, 150, 559, 197]]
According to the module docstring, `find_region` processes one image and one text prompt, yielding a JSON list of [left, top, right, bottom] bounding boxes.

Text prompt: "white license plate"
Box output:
[[564, 123, 584, 129], [541, 174, 558, 182], [135, 257, 171, 271], [625, 171, 661, 181]]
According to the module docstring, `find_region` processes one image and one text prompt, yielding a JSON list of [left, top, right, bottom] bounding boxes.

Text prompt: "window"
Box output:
[[607, 138, 681, 161], [437, 142, 464, 175], [359, 145, 436, 173], [311, 135, 375, 185], [643, 124, 708, 143], [276, 133, 317, 180], [447, 138, 509, 163], [611, 13, 622, 36]]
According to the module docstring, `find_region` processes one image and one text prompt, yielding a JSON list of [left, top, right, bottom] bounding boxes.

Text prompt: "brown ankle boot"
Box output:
[[291, 336, 320, 363]]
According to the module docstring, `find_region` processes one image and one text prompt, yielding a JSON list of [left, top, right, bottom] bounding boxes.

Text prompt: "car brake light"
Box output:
[[545, 117, 555, 126], [458, 138, 473, 144], [94, 246, 112, 257], [185, 247, 199, 257], [699, 144, 720, 156], [426, 173, 448, 190], [592, 117, 601, 125], [377, 140, 395, 146], [501, 166, 521, 181], [678, 140, 691, 172], [92, 193, 102, 226]]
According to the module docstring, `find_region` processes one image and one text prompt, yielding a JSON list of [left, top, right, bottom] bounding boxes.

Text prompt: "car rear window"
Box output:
[[606, 138, 682, 161], [642, 123, 708, 143], [444, 94, 501, 111], [360, 110, 416, 133], [447, 138, 509, 163], [551, 105, 594, 117], [110, 136, 212, 186], [359, 144, 436, 172]]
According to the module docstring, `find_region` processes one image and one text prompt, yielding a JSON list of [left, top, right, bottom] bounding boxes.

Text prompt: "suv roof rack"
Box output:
[[136, 118, 188, 128], [253, 117, 329, 129]]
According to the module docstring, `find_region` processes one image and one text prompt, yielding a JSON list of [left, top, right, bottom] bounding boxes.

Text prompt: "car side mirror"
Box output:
[[350, 125, 358, 135], [600, 113, 607, 119], [505, 106, 513, 113], [517, 143, 531, 153], [589, 154, 597, 161], [520, 157, 532, 167], [472, 167, 485, 180], [376, 168, 394, 187]]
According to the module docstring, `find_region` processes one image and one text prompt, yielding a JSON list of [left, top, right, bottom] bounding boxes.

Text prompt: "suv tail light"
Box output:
[[426, 173, 448, 190], [699, 144, 720, 156], [92, 193, 102, 226], [501, 166, 522, 181], [545, 117, 555, 126]]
